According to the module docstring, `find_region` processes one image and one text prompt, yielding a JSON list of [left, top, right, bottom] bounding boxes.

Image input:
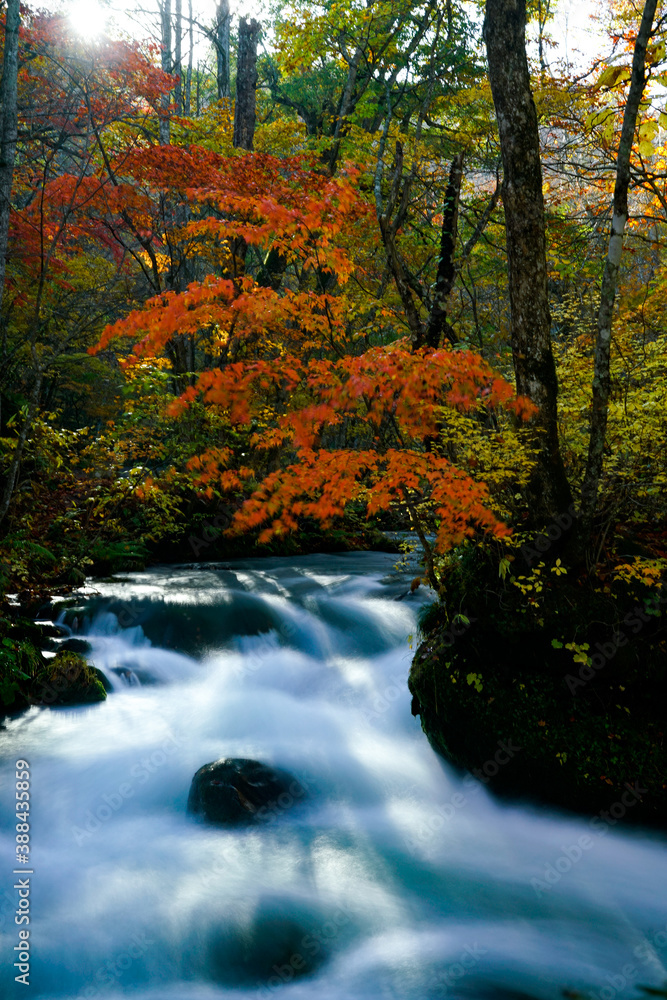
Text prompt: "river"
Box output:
[[1, 551, 666, 999]]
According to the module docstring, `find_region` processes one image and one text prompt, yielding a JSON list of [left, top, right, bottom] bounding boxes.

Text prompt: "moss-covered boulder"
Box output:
[[30, 651, 108, 706], [1, 619, 107, 715], [409, 548, 667, 828]]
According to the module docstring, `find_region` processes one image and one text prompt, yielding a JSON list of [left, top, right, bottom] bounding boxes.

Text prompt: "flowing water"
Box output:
[[1, 551, 666, 1000]]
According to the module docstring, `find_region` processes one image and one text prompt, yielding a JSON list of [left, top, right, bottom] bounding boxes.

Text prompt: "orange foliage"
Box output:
[[89, 143, 535, 553]]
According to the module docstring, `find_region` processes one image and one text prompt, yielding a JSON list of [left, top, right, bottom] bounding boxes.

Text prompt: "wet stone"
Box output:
[[187, 757, 308, 825]]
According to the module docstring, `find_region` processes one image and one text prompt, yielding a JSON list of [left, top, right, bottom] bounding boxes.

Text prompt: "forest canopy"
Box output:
[[1, 0, 666, 598]]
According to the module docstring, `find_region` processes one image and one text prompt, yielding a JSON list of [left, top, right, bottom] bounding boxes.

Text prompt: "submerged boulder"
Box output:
[[207, 900, 330, 985], [187, 758, 307, 825]]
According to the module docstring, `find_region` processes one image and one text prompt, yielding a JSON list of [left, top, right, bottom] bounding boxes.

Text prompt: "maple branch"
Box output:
[[373, 90, 392, 220], [374, 93, 426, 348], [78, 78, 165, 293], [459, 162, 502, 265], [327, 43, 364, 175], [401, 486, 442, 594]]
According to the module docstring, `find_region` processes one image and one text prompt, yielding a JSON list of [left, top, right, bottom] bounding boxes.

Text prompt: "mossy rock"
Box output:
[[30, 652, 107, 707], [409, 549, 667, 828]]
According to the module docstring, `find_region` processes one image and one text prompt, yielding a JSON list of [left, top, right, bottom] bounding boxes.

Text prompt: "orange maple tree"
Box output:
[[90, 143, 538, 575]]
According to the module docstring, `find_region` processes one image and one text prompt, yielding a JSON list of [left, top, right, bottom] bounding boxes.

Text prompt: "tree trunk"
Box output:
[[425, 153, 464, 348], [374, 128, 426, 349], [256, 246, 288, 290], [326, 45, 363, 175], [378, 211, 425, 348], [230, 17, 260, 272], [234, 18, 260, 151], [483, 0, 572, 519], [215, 0, 230, 101], [0, 0, 20, 309], [174, 0, 182, 113], [579, 0, 658, 526], [185, 0, 193, 113], [160, 0, 172, 144]]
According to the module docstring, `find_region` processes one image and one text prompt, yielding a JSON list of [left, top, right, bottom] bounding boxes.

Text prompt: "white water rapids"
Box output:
[[1, 552, 666, 1000]]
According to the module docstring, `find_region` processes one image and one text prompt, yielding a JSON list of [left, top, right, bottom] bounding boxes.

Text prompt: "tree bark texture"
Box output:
[[483, 0, 572, 518], [215, 0, 230, 101], [425, 153, 464, 348], [579, 0, 658, 525], [160, 0, 172, 144], [185, 0, 193, 113], [233, 18, 260, 151], [0, 0, 20, 310], [174, 0, 182, 112], [326, 44, 364, 175], [374, 130, 426, 350]]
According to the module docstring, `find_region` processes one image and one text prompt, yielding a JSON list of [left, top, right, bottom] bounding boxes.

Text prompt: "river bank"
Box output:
[[408, 545, 667, 829]]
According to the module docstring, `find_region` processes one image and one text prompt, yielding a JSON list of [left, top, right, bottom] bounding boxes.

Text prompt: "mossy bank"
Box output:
[[0, 619, 107, 718], [409, 547, 667, 828]]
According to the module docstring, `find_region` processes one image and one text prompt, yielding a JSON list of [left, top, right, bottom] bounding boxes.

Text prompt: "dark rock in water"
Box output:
[[32, 621, 69, 639], [207, 900, 329, 984], [187, 758, 307, 825], [58, 637, 92, 655], [110, 666, 146, 686]]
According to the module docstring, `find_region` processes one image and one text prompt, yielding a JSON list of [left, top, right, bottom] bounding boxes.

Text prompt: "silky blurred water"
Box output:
[[1, 552, 666, 1000]]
